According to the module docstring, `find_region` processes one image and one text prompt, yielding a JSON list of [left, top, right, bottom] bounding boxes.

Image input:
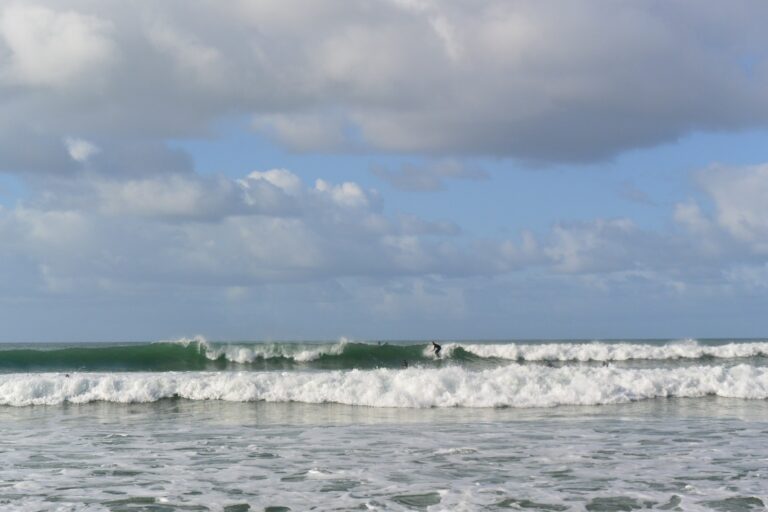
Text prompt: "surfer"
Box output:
[[402, 359, 408, 369], [432, 341, 442, 358]]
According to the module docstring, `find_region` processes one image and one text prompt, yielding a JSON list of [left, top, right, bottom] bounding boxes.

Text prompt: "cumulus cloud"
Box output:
[[3, 160, 768, 339], [241, 169, 302, 196], [91, 175, 238, 219], [1, 0, 767, 177], [0, 3, 114, 88], [4, 160, 767, 303], [0, 170, 483, 296], [314, 179, 370, 209]]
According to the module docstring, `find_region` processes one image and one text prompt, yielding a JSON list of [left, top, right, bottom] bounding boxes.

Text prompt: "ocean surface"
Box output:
[[2, 338, 768, 511]]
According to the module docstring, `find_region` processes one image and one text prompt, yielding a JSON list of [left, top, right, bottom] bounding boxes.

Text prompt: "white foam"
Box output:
[[448, 339, 768, 361], [163, 336, 349, 363], [202, 340, 348, 363], [2, 364, 768, 407]]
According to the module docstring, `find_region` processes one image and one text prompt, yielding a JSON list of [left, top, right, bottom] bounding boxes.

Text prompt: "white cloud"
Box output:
[[0, 4, 114, 88], [314, 179, 370, 209], [9, 207, 89, 250], [254, 113, 348, 152], [674, 200, 711, 235], [64, 137, 99, 162], [700, 164, 768, 247], [3, 1, 768, 338], [241, 169, 303, 196], [4, 159, 768, 339], [2, 0, 768, 176], [545, 219, 637, 273], [147, 22, 227, 91], [92, 175, 235, 219], [0, 170, 464, 293], [5, 161, 766, 304]]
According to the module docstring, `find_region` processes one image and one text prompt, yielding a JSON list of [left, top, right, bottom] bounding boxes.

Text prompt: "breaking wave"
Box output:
[[447, 339, 768, 362], [1, 338, 767, 373], [1, 364, 767, 407]]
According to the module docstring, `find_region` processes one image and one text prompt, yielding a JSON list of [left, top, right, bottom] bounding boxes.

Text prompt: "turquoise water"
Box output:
[[1, 338, 768, 373]]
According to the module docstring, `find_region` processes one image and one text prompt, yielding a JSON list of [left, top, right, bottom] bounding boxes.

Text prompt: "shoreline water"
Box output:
[[3, 398, 767, 510]]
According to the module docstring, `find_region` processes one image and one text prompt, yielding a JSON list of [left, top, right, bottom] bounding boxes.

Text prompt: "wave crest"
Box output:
[[164, 336, 350, 363], [448, 339, 768, 362], [2, 364, 767, 408]]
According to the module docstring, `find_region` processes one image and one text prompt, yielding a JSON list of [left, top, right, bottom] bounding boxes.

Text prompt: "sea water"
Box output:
[[2, 339, 768, 511]]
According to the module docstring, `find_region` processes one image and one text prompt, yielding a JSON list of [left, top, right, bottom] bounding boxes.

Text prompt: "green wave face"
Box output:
[[4, 339, 764, 373], [0, 343, 216, 372], [312, 343, 469, 370], [0, 341, 462, 373]]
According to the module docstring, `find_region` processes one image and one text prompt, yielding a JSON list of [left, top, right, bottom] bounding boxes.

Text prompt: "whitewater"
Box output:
[[4, 339, 768, 511], [2, 363, 768, 408], [2, 338, 768, 408]]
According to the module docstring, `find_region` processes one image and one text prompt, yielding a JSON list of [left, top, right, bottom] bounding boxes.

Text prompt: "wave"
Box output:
[[0, 337, 351, 372], [172, 336, 351, 363], [2, 364, 767, 407], [1, 338, 767, 373], [448, 339, 768, 362]]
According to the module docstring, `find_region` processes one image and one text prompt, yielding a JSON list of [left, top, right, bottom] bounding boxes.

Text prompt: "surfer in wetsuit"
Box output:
[[432, 341, 442, 358]]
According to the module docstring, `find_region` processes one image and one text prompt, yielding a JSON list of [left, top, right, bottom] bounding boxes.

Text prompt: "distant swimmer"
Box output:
[[432, 341, 442, 358], [402, 359, 409, 369]]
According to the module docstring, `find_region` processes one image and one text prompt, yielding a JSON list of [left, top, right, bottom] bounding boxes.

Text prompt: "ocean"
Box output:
[[2, 338, 768, 511]]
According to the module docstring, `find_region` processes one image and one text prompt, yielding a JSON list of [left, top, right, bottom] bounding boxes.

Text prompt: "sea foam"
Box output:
[[168, 337, 768, 364], [2, 364, 767, 407], [446, 339, 768, 361], [169, 336, 349, 363]]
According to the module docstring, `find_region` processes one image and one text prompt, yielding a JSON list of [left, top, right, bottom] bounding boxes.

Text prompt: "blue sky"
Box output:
[[2, 1, 768, 342]]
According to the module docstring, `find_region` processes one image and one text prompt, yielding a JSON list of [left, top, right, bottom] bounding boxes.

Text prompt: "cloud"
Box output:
[[0, 161, 760, 298], [1, 0, 768, 177], [91, 174, 240, 219], [0, 3, 115, 88], [4, 160, 768, 339], [254, 113, 349, 152], [3, 1, 768, 338], [698, 164, 768, 249], [242, 169, 302, 195], [0, 170, 482, 296], [64, 137, 99, 162], [372, 160, 488, 191], [314, 179, 370, 209], [544, 219, 639, 273], [3, 160, 763, 304]]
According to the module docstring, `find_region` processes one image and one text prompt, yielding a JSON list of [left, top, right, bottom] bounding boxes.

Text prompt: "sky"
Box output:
[[2, 0, 768, 342]]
